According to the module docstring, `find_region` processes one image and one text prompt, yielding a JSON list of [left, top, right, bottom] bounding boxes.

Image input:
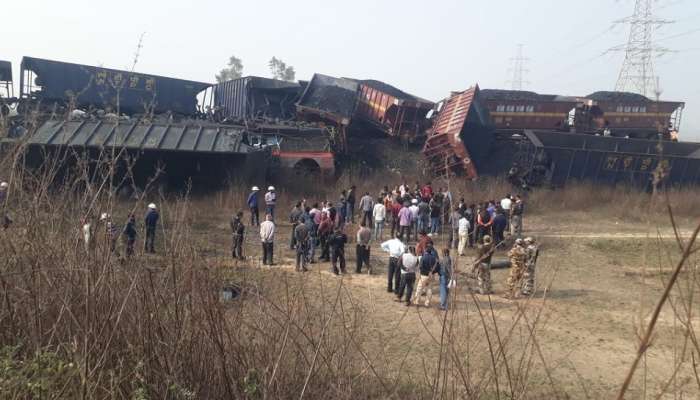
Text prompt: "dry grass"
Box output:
[[2, 116, 700, 398]]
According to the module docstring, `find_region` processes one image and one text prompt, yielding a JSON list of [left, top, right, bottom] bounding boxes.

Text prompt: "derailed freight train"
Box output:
[[423, 85, 698, 188], [17, 57, 211, 116]]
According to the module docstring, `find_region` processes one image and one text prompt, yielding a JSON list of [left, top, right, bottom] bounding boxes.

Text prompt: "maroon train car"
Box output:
[[480, 89, 578, 131], [584, 91, 684, 139], [354, 79, 434, 139]]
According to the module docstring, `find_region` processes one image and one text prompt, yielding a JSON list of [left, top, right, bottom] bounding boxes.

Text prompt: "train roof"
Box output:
[[480, 89, 576, 103]]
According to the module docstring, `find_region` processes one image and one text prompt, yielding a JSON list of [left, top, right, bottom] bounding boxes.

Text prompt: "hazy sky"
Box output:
[[5, 0, 700, 138]]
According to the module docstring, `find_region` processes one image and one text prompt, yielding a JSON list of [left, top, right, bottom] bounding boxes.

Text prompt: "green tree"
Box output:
[[216, 56, 243, 83], [268, 57, 295, 81]]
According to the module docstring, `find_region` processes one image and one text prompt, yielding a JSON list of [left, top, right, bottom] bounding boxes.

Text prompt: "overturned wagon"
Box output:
[[353, 79, 433, 140], [19, 118, 267, 189], [19, 57, 210, 116]]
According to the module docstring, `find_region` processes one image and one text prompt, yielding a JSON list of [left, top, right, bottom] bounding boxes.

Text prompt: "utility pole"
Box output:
[[507, 44, 529, 91], [612, 0, 672, 97]]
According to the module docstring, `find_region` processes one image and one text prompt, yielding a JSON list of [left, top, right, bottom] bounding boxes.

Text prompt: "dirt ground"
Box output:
[[190, 209, 699, 399]]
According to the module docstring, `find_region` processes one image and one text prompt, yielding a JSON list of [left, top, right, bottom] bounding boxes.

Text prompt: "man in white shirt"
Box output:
[[408, 199, 420, 241], [381, 233, 405, 294], [260, 214, 275, 265], [500, 194, 512, 230], [458, 214, 470, 256], [264, 186, 277, 221], [372, 200, 386, 240]]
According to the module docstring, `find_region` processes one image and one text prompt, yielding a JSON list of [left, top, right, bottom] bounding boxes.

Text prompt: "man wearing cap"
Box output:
[[505, 238, 527, 298], [521, 237, 539, 296], [510, 195, 524, 238], [144, 203, 159, 253], [247, 186, 260, 227], [265, 186, 277, 221], [475, 235, 494, 294], [408, 198, 420, 241], [230, 211, 245, 260]]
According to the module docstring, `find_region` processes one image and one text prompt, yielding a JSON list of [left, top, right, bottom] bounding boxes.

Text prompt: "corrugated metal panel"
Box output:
[[28, 120, 252, 154], [214, 76, 301, 120]]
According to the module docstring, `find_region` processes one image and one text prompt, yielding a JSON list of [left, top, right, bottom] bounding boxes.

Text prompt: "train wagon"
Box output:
[[353, 79, 434, 139], [422, 85, 494, 179], [480, 89, 577, 131], [20, 57, 211, 116], [584, 91, 684, 139], [213, 76, 302, 121]]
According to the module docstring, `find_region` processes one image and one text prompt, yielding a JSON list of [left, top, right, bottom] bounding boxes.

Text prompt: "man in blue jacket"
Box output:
[[247, 186, 260, 226], [144, 203, 159, 253]]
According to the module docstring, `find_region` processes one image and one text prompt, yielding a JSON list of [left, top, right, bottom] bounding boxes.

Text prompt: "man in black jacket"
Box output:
[[329, 227, 348, 275], [230, 211, 245, 260], [144, 203, 159, 253]]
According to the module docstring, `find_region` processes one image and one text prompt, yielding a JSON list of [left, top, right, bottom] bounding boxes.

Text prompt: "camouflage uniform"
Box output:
[[521, 240, 539, 296], [476, 240, 493, 294], [506, 242, 527, 298]]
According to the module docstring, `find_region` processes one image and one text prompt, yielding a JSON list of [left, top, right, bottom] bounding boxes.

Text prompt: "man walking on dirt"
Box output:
[[475, 235, 494, 294], [372, 198, 386, 240], [346, 185, 356, 224], [510, 195, 524, 238], [359, 192, 374, 227], [247, 186, 260, 227], [505, 238, 527, 298], [521, 237, 539, 296], [260, 214, 275, 266], [381, 233, 405, 294], [329, 227, 348, 275], [398, 201, 412, 242], [294, 216, 310, 272], [144, 203, 159, 253], [265, 186, 277, 221], [356, 222, 372, 274], [289, 202, 303, 250], [230, 211, 245, 260]]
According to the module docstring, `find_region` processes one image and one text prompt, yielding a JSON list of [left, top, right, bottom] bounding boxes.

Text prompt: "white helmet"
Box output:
[[251, 186, 259, 191], [0, 182, 7, 189], [100, 213, 109, 221], [268, 186, 275, 191], [148, 203, 157, 209]]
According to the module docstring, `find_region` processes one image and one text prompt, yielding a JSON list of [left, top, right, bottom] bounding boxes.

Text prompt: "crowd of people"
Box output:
[[240, 181, 540, 309]]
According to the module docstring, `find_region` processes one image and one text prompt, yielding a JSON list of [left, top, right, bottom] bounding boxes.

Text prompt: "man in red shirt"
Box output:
[[420, 181, 433, 202], [390, 199, 402, 239], [416, 230, 434, 256]]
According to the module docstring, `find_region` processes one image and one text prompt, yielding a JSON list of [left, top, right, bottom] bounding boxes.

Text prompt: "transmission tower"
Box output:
[[507, 44, 529, 91], [130, 32, 146, 72], [612, 0, 672, 97]]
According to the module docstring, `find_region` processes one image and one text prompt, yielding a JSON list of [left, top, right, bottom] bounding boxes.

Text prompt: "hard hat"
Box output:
[[268, 186, 275, 191], [251, 186, 259, 191], [411, 199, 418, 204], [483, 235, 492, 244], [148, 203, 157, 209], [100, 213, 109, 221], [515, 238, 524, 246], [524, 237, 534, 245], [0, 182, 7, 188]]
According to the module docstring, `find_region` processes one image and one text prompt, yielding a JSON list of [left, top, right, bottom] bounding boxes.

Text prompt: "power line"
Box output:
[[611, 0, 673, 97], [506, 44, 529, 90]]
